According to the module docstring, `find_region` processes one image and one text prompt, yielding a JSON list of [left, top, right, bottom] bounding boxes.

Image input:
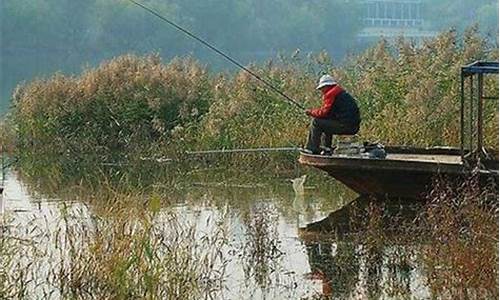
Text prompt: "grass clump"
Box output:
[[419, 176, 498, 299], [12, 54, 212, 163], [333, 27, 498, 147], [0, 191, 229, 299]]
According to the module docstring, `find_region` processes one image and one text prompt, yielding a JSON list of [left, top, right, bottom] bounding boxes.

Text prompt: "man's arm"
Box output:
[[307, 97, 334, 118], [306, 85, 344, 118]]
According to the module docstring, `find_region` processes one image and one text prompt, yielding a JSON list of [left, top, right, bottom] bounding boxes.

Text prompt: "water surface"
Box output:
[[0, 169, 447, 299]]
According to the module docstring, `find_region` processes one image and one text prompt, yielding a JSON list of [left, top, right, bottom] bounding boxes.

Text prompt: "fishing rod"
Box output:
[[127, 0, 305, 110], [185, 147, 301, 155]]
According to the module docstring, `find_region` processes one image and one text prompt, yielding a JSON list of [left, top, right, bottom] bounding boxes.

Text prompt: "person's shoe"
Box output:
[[320, 147, 332, 156], [302, 148, 320, 155], [301, 148, 313, 154]]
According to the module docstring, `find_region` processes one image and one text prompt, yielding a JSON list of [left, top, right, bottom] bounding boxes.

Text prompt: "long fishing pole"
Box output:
[[127, 0, 305, 110]]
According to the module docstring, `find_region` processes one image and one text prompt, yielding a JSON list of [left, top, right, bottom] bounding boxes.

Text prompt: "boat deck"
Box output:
[[298, 146, 498, 198], [386, 153, 462, 164]]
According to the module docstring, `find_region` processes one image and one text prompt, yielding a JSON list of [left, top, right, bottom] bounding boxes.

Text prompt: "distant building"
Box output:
[[358, 0, 436, 41]]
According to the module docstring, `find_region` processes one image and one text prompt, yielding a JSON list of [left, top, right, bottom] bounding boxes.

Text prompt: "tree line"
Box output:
[[1, 0, 498, 111]]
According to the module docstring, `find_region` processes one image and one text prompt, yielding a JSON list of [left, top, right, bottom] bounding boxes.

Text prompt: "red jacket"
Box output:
[[307, 85, 344, 118]]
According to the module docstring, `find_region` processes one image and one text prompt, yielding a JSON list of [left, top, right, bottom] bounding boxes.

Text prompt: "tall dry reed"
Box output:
[[0, 190, 229, 299], [11, 28, 498, 164]]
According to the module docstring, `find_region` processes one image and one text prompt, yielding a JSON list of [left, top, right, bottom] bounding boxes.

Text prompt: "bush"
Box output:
[[12, 54, 212, 162]]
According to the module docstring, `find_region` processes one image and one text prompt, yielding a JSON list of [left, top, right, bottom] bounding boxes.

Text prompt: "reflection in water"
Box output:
[[291, 175, 307, 197], [2, 168, 496, 299], [1, 171, 341, 299], [300, 196, 427, 299], [241, 202, 283, 289], [305, 241, 359, 298], [302, 196, 423, 236]]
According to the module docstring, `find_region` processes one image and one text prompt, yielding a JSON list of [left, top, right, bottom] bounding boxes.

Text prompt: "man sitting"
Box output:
[[305, 75, 361, 154]]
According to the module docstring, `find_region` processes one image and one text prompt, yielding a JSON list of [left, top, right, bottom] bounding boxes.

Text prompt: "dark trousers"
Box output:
[[306, 118, 359, 154]]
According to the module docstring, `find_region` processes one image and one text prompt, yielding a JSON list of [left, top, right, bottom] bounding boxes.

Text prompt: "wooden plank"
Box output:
[[386, 153, 462, 164]]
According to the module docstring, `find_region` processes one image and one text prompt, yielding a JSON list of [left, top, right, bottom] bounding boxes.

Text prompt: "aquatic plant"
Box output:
[[333, 27, 498, 148], [241, 202, 283, 289], [12, 54, 212, 164], [0, 192, 229, 299], [419, 174, 498, 299], [10, 28, 497, 168]]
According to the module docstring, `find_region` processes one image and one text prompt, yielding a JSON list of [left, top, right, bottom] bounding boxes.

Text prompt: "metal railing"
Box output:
[[460, 61, 499, 165]]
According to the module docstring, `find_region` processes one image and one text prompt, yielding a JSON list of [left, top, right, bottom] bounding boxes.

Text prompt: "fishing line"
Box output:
[[127, 0, 305, 110]]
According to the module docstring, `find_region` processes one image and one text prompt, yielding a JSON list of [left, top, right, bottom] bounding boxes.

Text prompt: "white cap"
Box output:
[[316, 74, 337, 90]]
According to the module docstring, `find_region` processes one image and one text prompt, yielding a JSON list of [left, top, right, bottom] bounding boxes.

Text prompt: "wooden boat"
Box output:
[[299, 61, 499, 199], [299, 146, 498, 199]]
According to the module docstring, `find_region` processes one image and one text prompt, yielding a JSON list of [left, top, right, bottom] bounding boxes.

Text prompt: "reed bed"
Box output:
[[0, 190, 229, 299], [352, 175, 499, 299], [0, 170, 497, 299], [418, 175, 498, 299], [9, 28, 498, 168]]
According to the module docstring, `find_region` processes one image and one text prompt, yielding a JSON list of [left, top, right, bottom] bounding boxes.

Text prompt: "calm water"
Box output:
[[1, 169, 434, 299]]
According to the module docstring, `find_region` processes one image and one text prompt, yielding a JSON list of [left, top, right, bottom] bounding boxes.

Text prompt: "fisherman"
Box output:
[[304, 75, 361, 154]]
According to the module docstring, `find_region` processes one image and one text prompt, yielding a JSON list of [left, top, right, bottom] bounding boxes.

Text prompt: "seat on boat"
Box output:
[[333, 135, 362, 155], [336, 134, 359, 144]]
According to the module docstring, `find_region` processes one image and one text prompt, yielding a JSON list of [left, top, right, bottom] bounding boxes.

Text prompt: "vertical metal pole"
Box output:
[[469, 75, 474, 155], [460, 72, 465, 160], [1, 144, 4, 189], [477, 73, 484, 159]]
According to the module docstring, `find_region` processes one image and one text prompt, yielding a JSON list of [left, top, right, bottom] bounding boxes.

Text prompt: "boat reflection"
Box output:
[[305, 241, 359, 298], [300, 195, 423, 299]]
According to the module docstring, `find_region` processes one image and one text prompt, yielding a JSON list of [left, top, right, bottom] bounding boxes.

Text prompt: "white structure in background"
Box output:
[[358, 0, 436, 41]]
